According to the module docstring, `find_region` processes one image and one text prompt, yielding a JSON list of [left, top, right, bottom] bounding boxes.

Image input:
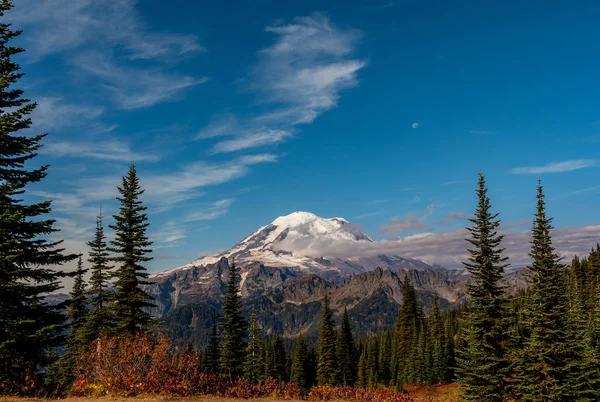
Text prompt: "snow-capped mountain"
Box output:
[[152, 211, 434, 280], [144, 212, 530, 346]]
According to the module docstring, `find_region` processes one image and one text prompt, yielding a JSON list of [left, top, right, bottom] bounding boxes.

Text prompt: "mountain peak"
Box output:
[[153, 211, 434, 279]]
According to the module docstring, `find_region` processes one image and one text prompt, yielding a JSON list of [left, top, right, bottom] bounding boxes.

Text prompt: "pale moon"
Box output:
[[412, 122, 419, 129]]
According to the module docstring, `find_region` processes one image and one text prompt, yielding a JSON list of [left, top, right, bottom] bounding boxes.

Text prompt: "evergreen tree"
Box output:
[[514, 181, 597, 401], [317, 294, 337, 385], [455, 173, 512, 402], [337, 307, 357, 385], [219, 260, 246, 379], [291, 334, 309, 392], [244, 306, 262, 383], [272, 336, 288, 381], [84, 210, 113, 342], [357, 345, 368, 389], [207, 312, 220, 374], [377, 331, 392, 386], [430, 295, 446, 384], [108, 163, 156, 333], [366, 337, 379, 388], [0, 2, 77, 391], [392, 275, 419, 388], [52, 257, 88, 392]]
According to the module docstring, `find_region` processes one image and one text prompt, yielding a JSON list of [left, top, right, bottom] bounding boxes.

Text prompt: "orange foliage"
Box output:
[[72, 332, 301, 398]]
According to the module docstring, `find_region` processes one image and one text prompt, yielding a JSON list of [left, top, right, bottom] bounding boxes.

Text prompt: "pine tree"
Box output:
[[244, 306, 262, 383], [108, 163, 156, 333], [392, 274, 419, 388], [0, 2, 78, 391], [430, 295, 446, 384], [84, 210, 113, 342], [207, 312, 220, 374], [291, 334, 309, 392], [366, 337, 379, 388], [357, 345, 368, 389], [377, 331, 392, 386], [514, 180, 598, 401], [317, 294, 337, 385], [455, 173, 512, 402], [53, 257, 88, 391], [219, 260, 246, 379], [272, 336, 288, 381], [337, 307, 357, 385]]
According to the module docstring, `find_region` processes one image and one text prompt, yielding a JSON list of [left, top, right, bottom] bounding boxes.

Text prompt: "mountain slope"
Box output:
[[152, 211, 435, 280]]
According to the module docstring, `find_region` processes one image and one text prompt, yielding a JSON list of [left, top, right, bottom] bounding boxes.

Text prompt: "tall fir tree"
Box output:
[[337, 307, 357, 385], [291, 334, 309, 392], [108, 163, 156, 333], [430, 295, 447, 384], [52, 257, 88, 392], [514, 180, 598, 401], [0, 2, 78, 392], [392, 274, 419, 388], [317, 294, 338, 385], [207, 312, 220, 374], [219, 260, 246, 379], [455, 173, 512, 402], [357, 346, 368, 389], [377, 331, 392, 386], [244, 306, 262, 383], [84, 210, 113, 342]]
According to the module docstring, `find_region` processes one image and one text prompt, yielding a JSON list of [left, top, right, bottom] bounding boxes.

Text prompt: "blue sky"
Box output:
[[8, 0, 600, 273]]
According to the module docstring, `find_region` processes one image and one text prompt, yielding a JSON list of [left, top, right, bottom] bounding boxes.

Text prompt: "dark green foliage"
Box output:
[[84, 210, 113, 342], [291, 334, 309, 392], [317, 294, 337, 385], [219, 261, 246, 379], [51, 257, 88, 392], [0, 2, 77, 392], [377, 331, 392, 386], [392, 275, 420, 387], [430, 296, 447, 384], [513, 181, 599, 401], [357, 345, 368, 389], [456, 173, 512, 402], [337, 307, 358, 385], [108, 163, 157, 334], [207, 312, 220, 374], [244, 306, 262, 383], [263, 336, 287, 381]]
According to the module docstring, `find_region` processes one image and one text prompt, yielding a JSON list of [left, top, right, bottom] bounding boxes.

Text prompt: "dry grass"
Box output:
[[1, 384, 461, 402], [405, 383, 460, 402]]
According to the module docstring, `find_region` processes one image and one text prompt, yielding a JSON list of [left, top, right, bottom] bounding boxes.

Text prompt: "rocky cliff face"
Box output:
[[148, 256, 529, 348]]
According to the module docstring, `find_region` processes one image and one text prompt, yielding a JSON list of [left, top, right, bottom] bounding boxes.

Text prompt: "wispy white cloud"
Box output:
[[380, 204, 438, 234], [73, 52, 209, 110], [32, 97, 104, 130], [198, 13, 365, 153], [367, 199, 388, 206], [551, 185, 600, 200], [9, 0, 207, 110], [211, 129, 292, 154], [354, 211, 385, 220], [467, 129, 490, 135], [64, 153, 279, 209], [510, 160, 597, 174], [42, 139, 160, 162], [8, 0, 203, 61], [185, 199, 234, 222]]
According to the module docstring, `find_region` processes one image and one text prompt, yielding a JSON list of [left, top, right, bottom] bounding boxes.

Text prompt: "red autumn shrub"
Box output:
[[71, 332, 301, 399]]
